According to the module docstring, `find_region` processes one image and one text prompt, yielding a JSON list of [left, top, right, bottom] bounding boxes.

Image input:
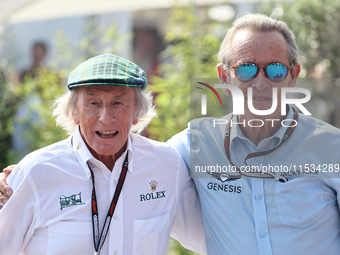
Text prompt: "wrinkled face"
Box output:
[[219, 30, 300, 119], [73, 86, 138, 161]]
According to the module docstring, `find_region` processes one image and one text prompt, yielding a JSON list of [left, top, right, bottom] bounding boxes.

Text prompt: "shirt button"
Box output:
[[259, 232, 266, 238], [114, 215, 118, 220], [255, 194, 262, 200], [255, 157, 260, 161], [113, 180, 117, 185], [114, 251, 118, 255]]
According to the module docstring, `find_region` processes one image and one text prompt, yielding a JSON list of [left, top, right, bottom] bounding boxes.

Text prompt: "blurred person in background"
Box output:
[[19, 41, 48, 82], [133, 28, 161, 81], [13, 41, 58, 161]]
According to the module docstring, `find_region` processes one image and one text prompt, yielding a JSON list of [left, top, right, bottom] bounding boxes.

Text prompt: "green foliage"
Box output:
[[6, 69, 67, 164], [262, 0, 340, 127], [263, 0, 340, 78], [168, 237, 204, 255], [148, 4, 223, 142], [286, 0, 340, 78], [0, 69, 19, 169]]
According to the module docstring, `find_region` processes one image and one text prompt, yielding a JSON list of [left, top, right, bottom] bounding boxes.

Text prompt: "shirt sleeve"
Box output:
[[0, 165, 39, 254], [166, 127, 191, 168], [330, 153, 340, 212], [168, 130, 207, 254]]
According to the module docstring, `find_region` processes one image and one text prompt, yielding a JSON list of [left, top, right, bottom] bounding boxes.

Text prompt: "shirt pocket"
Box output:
[[47, 221, 93, 255], [275, 178, 326, 227], [133, 213, 170, 255]]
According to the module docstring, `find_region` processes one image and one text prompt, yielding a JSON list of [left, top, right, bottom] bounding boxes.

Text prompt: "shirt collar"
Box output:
[[230, 105, 295, 148], [72, 126, 134, 179], [272, 105, 295, 143]]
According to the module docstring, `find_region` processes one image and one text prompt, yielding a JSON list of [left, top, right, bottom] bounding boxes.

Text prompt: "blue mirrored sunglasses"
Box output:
[[231, 62, 292, 82]]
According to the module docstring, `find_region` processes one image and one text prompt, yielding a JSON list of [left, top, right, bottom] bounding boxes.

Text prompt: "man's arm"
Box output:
[[167, 127, 206, 253], [0, 165, 15, 209], [0, 164, 38, 254], [166, 128, 190, 167], [170, 148, 206, 254]]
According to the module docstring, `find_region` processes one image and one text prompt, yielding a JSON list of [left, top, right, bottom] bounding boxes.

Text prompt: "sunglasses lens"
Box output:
[[266, 63, 288, 82], [236, 63, 257, 82]]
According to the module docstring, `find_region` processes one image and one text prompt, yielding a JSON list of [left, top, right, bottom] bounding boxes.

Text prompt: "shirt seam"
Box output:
[[26, 173, 41, 227], [175, 152, 181, 213]]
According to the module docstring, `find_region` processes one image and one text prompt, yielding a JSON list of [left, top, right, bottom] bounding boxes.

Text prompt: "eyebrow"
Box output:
[[84, 91, 126, 99]]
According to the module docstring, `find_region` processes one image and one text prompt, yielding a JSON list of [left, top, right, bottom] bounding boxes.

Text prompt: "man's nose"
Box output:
[[251, 68, 270, 91], [99, 106, 115, 124]]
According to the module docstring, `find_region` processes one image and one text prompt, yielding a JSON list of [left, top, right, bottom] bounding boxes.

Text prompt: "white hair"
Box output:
[[218, 13, 299, 73], [52, 87, 157, 135]]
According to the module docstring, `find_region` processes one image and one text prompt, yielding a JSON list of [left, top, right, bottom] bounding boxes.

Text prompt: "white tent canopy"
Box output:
[[0, 0, 230, 24]]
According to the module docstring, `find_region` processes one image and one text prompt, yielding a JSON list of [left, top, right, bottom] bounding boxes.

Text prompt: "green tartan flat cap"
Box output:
[[67, 54, 147, 90]]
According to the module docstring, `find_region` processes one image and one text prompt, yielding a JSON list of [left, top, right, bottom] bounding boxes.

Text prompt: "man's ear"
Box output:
[[217, 63, 228, 84], [132, 117, 138, 125], [288, 62, 301, 87], [217, 63, 232, 96], [73, 113, 80, 125]]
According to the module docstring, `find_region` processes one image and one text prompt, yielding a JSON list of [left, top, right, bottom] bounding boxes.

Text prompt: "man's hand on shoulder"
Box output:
[[0, 165, 15, 209]]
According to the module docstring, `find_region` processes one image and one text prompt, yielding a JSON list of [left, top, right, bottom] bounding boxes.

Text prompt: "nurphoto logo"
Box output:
[[196, 82, 223, 115], [196, 82, 312, 128]]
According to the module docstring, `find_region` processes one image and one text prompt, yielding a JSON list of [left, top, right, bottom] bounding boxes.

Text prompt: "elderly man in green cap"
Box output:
[[0, 54, 205, 255]]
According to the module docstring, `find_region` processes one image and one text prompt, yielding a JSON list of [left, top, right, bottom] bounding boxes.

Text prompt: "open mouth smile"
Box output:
[[95, 131, 118, 138]]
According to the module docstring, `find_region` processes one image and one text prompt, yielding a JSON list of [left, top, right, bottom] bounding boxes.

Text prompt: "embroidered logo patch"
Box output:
[[76, 142, 82, 151], [59, 192, 85, 211]]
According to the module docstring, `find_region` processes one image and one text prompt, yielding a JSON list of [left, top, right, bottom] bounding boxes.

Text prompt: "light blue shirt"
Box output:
[[167, 107, 340, 255]]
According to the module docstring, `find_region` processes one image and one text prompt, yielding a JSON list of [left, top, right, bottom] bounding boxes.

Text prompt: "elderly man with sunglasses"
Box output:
[[167, 13, 340, 255]]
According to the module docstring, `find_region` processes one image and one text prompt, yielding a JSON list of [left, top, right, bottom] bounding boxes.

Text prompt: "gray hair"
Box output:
[[52, 87, 157, 135], [218, 13, 299, 73]]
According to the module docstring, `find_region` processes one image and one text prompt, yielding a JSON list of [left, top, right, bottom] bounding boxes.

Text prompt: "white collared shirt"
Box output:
[[0, 127, 206, 255]]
